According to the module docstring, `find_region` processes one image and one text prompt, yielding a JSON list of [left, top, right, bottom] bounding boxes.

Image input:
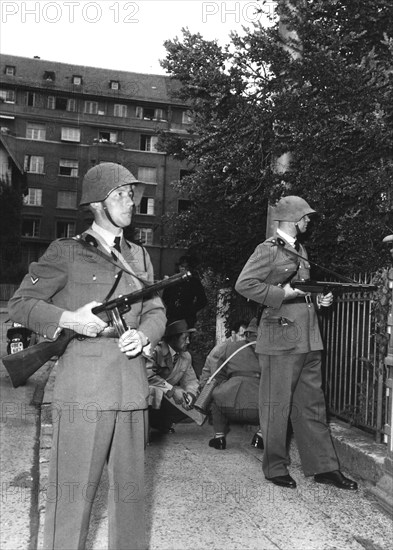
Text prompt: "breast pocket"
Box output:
[[70, 267, 118, 308]]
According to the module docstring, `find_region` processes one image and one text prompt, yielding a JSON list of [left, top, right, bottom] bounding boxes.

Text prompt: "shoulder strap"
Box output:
[[272, 238, 355, 283], [71, 235, 150, 288]]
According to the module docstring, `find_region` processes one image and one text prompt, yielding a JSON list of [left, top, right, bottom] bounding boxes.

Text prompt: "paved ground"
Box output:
[[36, 366, 392, 550], [1, 302, 392, 550]]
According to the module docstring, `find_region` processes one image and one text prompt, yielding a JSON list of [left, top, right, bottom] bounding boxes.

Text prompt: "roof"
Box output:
[[0, 131, 24, 174], [0, 53, 185, 105]]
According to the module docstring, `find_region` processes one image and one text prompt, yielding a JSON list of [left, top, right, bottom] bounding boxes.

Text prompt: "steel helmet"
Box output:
[[273, 196, 316, 222], [80, 162, 145, 206]]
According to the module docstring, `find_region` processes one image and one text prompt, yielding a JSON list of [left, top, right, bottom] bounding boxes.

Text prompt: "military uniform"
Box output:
[[235, 235, 339, 479], [8, 230, 166, 549]]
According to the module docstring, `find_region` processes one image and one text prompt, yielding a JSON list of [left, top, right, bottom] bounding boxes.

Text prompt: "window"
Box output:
[[182, 111, 193, 124], [137, 197, 155, 215], [22, 219, 40, 237], [0, 89, 16, 103], [72, 75, 82, 85], [67, 98, 77, 112], [47, 96, 76, 111], [59, 159, 78, 177], [56, 221, 75, 238], [110, 80, 120, 90], [43, 71, 55, 81], [135, 228, 153, 245], [178, 199, 192, 212], [57, 191, 77, 209], [23, 188, 42, 206], [138, 166, 157, 183], [98, 130, 118, 143], [5, 65, 15, 76], [25, 92, 36, 107], [114, 104, 127, 117], [136, 106, 167, 121], [140, 135, 158, 152], [26, 123, 46, 141], [84, 101, 98, 114], [61, 127, 81, 142], [24, 155, 44, 174]]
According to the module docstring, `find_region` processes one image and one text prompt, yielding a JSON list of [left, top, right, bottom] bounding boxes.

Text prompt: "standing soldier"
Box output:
[[235, 196, 358, 490], [8, 162, 166, 549]]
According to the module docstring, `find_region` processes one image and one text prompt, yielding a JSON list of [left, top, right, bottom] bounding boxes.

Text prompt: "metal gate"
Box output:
[[319, 276, 386, 442]]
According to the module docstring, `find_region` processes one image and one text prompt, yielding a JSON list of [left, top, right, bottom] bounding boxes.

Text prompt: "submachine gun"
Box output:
[[2, 271, 191, 388], [292, 280, 377, 295]]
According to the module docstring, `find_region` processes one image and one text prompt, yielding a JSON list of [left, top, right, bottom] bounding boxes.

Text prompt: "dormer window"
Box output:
[[110, 80, 120, 90], [72, 75, 82, 86], [5, 65, 15, 76], [43, 71, 55, 81]]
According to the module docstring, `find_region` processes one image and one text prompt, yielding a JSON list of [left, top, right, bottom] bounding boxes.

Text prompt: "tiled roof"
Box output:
[[0, 53, 185, 105]]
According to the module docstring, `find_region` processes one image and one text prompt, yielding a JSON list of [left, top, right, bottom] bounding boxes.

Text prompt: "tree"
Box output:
[[160, 0, 393, 284]]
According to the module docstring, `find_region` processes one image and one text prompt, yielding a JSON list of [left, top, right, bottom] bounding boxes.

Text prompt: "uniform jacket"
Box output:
[[147, 341, 199, 408], [8, 230, 166, 410], [200, 340, 260, 410], [235, 236, 324, 355]]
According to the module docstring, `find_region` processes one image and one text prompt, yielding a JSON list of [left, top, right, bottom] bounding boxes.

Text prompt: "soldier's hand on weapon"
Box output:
[[316, 292, 333, 308], [118, 329, 148, 357], [282, 283, 306, 301], [172, 387, 185, 405], [59, 301, 107, 337]]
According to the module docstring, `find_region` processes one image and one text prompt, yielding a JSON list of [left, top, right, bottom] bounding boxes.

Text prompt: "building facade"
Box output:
[[0, 54, 192, 279]]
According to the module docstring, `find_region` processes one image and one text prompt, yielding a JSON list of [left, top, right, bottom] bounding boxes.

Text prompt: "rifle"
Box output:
[[2, 271, 191, 388], [292, 280, 377, 295]]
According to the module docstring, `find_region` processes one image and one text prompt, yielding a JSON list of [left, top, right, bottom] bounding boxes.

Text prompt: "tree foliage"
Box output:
[[160, 0, 393, 284]]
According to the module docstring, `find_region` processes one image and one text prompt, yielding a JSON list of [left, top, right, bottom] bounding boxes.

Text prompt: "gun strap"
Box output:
[[274, 238, 356, 284], [72, 234, 150, 288], [103, 270, 124, 303]]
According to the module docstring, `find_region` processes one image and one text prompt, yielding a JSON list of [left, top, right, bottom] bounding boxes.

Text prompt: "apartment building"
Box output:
[[0, 54, 193, 278]]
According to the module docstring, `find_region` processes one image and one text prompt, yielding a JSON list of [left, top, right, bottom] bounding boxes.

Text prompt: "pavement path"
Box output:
[[0, 304, 392, 550]]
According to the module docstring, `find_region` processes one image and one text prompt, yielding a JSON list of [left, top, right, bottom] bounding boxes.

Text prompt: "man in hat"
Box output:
[[235, 196, 358, 491], [8, 162, 166, 549], [147, 319, 200, 432], [199, 318, 264, 450]]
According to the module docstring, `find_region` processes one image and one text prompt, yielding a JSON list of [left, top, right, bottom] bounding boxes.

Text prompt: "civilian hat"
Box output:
[[164, 320, 196, 338]]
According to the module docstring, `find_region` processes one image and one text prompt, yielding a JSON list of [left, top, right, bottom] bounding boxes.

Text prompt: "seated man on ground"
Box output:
[[147, 319, 200, 433], [199, 318, 263, 450]]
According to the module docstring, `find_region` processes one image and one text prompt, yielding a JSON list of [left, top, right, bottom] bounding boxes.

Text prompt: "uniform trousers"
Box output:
[[258, 351, 339, 478], [43, 408, 147, 550]]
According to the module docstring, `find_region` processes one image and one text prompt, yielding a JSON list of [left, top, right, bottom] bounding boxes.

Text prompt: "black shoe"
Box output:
[[251, 433, 264, 449], [314, 470, 358, 490], [266, 474, 297, 488], [208, 436, 226, 450]]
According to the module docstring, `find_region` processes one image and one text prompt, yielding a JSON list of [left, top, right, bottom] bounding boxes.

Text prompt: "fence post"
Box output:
[[370, 236, 393, 513]]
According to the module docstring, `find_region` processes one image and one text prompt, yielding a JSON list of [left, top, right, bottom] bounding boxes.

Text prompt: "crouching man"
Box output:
[[147, 320, 200, 433]]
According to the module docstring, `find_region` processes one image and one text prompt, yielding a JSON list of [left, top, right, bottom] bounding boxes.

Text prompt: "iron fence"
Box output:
[[230, 273, 387, 442], [320, 273, 386, 442]]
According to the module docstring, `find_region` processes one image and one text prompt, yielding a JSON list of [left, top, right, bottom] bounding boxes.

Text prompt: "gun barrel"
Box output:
[[92, 271, 191, 315], [292, 280, 377, 293]]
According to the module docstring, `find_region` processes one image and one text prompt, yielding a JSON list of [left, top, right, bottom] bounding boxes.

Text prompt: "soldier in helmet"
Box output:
[[8, 162, 166, 549], [235, 196, 358, 491]]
